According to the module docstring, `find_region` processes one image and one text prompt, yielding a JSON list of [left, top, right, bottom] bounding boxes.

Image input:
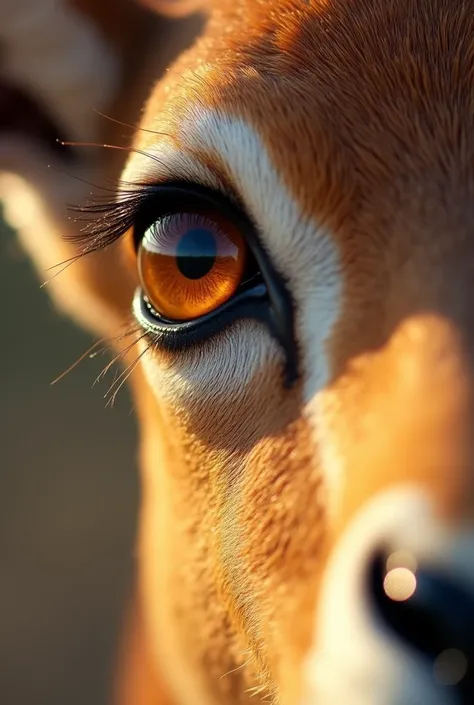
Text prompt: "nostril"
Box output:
[[368, 550, 474, 703]]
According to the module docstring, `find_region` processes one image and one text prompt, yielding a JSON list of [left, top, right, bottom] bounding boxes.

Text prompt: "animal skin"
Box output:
[[2, 2, 474, 705]]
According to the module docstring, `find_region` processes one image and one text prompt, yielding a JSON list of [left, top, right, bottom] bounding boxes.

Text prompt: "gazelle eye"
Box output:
[[138, 210, 247, 321], [130, 183, 297, 384]]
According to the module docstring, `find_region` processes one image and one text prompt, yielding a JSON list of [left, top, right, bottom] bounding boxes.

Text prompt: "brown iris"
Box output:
[[137, 211, 247, 321]]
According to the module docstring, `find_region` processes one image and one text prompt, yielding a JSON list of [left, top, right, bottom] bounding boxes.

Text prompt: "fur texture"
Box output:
[[4, 2, 474, 705]]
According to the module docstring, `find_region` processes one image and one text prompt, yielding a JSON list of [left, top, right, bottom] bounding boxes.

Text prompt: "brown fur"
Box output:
[[5, 1, 474, 704], [124, 2, 474, 700]]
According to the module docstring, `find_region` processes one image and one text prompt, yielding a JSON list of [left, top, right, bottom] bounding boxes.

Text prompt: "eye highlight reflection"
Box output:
[[383, 566, 417, 602], [138, 211, 247, 321]]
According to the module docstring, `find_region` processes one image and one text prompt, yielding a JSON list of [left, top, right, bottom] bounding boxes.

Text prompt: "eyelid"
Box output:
[[73, 178, 297, 384], [82, 180, 253, 285], [128, 181, 253, 252], [69, 177, 243, 261], [128, 182, 299, 385]]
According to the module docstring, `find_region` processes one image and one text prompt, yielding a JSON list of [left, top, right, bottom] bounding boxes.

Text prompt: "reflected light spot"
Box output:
[[383, 567, 417, 602], [434, 649, 468, 686]]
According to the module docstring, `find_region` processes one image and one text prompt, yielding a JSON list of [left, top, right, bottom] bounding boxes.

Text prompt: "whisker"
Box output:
[[42, 252, 83, 275], [57, 140, 173, 170], [102, 334, 148, 395], [92, 109, 176, 138], [93, 329, 146, 387], [50, 336, 108, 385], [50, 324, 141, 385], [110, 365, 120, 387], [40, 254, 90, 287], [105, 342, 151, 408], [219, 657, 252, 680], [58, 139, 133, 152], [103, 359, 129, 395], [47, 163, 127, 195]]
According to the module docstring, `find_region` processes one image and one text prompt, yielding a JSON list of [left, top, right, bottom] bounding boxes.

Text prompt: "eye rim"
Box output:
[[131, 182, 249, 252], [131, 181, 299, 386]]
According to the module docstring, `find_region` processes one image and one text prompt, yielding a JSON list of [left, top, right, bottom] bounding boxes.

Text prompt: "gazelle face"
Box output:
[[29, 1, 474, 704], [111, 2, 474, 703], [110, 1, 474, 703]]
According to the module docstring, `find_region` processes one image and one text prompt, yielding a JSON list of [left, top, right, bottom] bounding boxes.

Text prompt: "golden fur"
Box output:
[[3, 1, 474, 704]]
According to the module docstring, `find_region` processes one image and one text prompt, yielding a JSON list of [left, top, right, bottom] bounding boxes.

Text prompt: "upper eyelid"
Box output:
[[122, 141, 248, 214], [70, 140, 255, 261], [121, 142, 226, 198], [69, 177, 248, 262]]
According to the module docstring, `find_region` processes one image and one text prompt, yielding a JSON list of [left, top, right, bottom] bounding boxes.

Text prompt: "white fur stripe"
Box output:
[[126, 110, 343, 507], [128, 110, 342, 398], [178, 111, 344, 513]]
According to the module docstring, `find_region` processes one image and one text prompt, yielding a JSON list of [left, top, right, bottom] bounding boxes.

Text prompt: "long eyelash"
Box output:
[[41, 180, 160, 289], [52, 138, 180, 261], [50, 136, 235, 271], [38, 187, 143, 288], [66, 183, 151, 256], [92, 108, 174, 138]]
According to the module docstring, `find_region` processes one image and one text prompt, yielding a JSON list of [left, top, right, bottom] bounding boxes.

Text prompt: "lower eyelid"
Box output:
[[132, 281, 270, 350], [118, 182, 298, 382]]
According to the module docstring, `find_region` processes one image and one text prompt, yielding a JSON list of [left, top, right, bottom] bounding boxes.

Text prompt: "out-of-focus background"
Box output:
[[0, 4, 204, 702], [0, 212, 138, 705]]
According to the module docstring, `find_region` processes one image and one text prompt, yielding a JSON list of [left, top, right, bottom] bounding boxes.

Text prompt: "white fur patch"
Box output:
[[134, 294, 282, 408], [125, 110, 343, 512], [125, 112, 342, 422], [179, 111, 343, 400]]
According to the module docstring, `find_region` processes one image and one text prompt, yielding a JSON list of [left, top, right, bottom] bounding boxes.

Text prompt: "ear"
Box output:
[[136, 0, 207, 18]]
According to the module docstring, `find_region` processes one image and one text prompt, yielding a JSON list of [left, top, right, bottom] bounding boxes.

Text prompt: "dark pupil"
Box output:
[[176, 228, 217, 280]]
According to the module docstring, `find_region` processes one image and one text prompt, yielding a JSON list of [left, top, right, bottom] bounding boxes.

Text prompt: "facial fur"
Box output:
[[6, 1, 474, 704], [113, 2, 474, 704]]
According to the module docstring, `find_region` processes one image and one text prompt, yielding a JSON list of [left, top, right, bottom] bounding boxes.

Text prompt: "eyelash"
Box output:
[[69, 182, 299, 387], [66, 183, 159, 254]]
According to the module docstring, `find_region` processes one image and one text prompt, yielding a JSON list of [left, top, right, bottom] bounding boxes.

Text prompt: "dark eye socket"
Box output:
[[131, 183, 298, 385]]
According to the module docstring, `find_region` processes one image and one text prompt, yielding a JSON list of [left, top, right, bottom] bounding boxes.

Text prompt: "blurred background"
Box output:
[[0, 3, 204, 702], [0, 213, 138, 704]]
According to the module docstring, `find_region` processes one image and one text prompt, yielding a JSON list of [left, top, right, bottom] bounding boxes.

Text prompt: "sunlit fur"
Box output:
[[120, 2, 474, 703], [5, 1, 474, 705]]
